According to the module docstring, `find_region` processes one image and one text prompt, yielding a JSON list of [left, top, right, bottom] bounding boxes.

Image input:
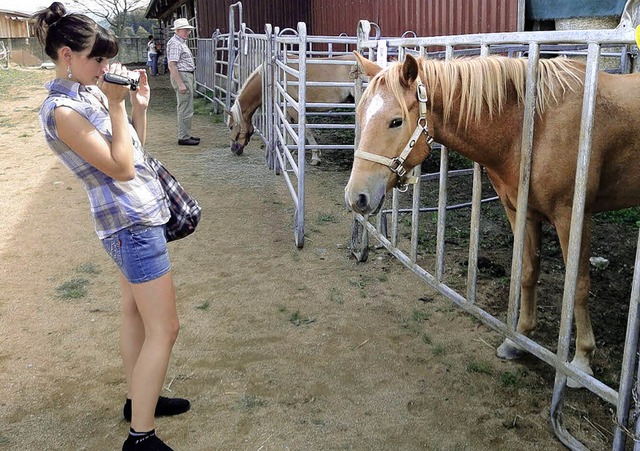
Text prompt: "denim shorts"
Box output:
[[101, 224, 171, 284]]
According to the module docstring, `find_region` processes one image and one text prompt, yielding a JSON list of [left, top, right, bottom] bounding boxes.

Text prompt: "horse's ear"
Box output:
[[353, 51, 382, 77], [401, 54, 419, 87]]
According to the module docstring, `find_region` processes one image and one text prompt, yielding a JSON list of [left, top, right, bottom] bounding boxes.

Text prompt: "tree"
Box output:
[[69, 0, 152, 37], [136, 26, 151, 38]]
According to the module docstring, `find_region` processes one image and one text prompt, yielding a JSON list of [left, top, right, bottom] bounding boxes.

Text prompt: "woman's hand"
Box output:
[[97, 63, 131, 104], [130, 69, 150, 110]]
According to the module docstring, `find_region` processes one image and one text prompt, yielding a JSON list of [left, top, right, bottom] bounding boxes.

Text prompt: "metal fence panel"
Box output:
[[352, 7, 640, 448]]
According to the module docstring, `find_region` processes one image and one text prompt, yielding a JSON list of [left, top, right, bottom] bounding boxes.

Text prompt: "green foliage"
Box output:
[[411, 308, 430, 322], [594, 207, 640, 226], [121, 26, 136, 37], [236, 394, 267, 410], [499, 369, 530, 388], [56, 278, 90, 299], [289, 310, 316, 326], [76, 262, 101, 275], [109, 7, 158, 38], [196, 299, 211, 311], [329, 287, 344, 304], [467, 360, 493, 375], [193, 98, 217, 117], [316, 212, 338, 224]]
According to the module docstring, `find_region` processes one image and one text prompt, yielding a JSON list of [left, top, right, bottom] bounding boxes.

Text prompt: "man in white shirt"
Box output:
[[166, 18, 200, 146]]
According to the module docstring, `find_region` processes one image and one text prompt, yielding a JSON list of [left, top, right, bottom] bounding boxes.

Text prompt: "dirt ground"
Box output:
[[0, 68, 637, 451]]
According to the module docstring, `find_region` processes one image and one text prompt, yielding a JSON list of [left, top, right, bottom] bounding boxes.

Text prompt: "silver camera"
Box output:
[[103, 71, 140, 90]]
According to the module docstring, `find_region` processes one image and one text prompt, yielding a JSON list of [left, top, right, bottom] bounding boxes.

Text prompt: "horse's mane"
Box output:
[[228, 64, 264, 127], [366, 56, 585, 128]]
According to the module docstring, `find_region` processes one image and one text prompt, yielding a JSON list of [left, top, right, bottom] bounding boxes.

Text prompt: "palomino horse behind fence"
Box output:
[[345, 52, 640, 386], [227, 54, 357, 165]]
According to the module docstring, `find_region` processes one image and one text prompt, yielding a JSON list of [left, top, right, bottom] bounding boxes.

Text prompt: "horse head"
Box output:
[[227, 101, 254, 155], [345, 52, 433, 215]]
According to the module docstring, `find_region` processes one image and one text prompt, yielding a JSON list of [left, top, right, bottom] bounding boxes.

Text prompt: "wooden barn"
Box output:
[[146, 0, 630, 41], [0, 9, 31, 39], [0, 9, 44, 67], [144, 0, 522, 38]]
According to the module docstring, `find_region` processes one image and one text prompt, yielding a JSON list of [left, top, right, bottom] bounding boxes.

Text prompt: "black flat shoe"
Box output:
[[190, 136, 200, 142], [178, 138, 199, 146], [122, 431, 173, 450], [123, 396, 191, 422]]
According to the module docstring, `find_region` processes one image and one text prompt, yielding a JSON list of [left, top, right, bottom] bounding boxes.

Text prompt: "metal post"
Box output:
[[549, 42, 601, 450]]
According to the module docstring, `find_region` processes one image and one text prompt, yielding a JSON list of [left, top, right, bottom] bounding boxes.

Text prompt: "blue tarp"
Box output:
[[526, 0, 627, 20]]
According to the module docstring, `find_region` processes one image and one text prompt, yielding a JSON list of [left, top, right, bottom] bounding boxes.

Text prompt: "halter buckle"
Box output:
[[417, 81, 428, 103], [389, 157, 407, 177]]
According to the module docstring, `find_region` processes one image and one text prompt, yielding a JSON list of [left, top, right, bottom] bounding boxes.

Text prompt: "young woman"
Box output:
[[32, 3, 189, 450]]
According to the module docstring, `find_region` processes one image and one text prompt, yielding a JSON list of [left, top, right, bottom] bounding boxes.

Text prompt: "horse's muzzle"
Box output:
[[231, 141, 245, 155], [345, 191, 385, 216]]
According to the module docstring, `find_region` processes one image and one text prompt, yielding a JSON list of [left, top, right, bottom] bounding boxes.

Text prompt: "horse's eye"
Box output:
[[389, 118, 403, 128]]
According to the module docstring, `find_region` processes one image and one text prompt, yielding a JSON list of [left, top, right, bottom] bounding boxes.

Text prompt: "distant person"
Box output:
[[146, 35, 159, 76], [32, 3, 190, 450], [166, 18, 199, 146]]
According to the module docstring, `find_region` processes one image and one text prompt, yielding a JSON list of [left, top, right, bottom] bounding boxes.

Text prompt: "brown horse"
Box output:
[[345, 52, 640, 386], [227, 54, 356, 165]]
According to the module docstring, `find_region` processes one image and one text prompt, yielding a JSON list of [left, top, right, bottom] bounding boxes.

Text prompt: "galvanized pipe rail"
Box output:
[[352, 6, 640, 449]]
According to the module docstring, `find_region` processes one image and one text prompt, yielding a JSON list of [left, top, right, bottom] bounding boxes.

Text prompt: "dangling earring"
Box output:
[[66, 65, 72, 79]]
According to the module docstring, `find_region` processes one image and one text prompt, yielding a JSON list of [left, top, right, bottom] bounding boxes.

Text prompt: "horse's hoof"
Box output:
[[566, 356, 594, 389], [496, 338, 525, 360]]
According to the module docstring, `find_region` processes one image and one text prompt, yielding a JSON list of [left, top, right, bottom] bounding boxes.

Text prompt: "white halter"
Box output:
[[354, 81, 434, 191]]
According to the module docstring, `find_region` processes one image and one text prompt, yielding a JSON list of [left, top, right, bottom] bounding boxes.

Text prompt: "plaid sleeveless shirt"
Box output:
[[39, 79, 169, 239]]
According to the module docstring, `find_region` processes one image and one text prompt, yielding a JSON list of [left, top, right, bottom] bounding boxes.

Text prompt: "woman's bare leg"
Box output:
[[119, 274, 144, 396], [121, 271, 179, 432]]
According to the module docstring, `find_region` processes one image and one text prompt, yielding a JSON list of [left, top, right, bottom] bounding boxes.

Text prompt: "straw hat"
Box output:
[[171, 18, 195, 30]]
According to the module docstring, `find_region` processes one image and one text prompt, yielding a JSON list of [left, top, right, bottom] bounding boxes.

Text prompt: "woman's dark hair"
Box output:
[[31, 2, 119, 61]]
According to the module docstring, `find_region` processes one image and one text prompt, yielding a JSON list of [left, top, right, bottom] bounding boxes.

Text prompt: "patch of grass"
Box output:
[[347, 277, 363, 289], [0, 118, 17, 128], [499, 369, 530, 388], [0, 68, 51, 101], [329, 287, 344, 304], [76, 262, 101, 275], [594, 207, 640, 226], [193, 97, 216, 116], [56, 278, 89, 299], [310, 418, 326, 426], [467, 360, 493, 375], [421, 332, 432, 344], [196, 299, 211, 311], [289, 310, 316, 326], [316, 212, 338, 224], [348, 275, 375, 298], [236, 394, 267, 410], [277, 304, 287, 313], [411, 308, 430, 322], [432, 344, 446, 356]]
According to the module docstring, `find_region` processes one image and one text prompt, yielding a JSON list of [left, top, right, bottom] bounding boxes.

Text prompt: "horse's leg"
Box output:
[[286, 109, 320, 165], [497, 209, 542, 360], [554, 215, 595, 388], [305, 129, 322, 166]]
